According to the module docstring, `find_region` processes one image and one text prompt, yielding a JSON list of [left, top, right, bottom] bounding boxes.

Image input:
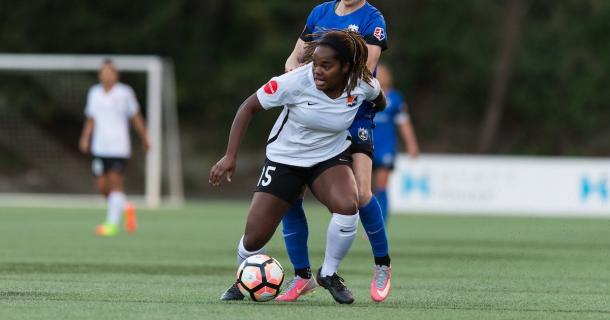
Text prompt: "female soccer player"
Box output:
[[278, 0, 393, 303], [373, 63, 419, 223], [79, 59, 150, 236], [211, 30, 386, 304]]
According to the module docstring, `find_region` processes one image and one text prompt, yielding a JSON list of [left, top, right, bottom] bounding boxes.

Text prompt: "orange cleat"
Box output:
[[124, 202, 137, 234]]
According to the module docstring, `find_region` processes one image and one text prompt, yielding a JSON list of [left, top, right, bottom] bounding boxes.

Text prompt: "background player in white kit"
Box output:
[[79, 59, 150, 237]]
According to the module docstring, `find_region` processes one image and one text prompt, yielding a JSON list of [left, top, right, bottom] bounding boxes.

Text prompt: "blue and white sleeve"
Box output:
[[362, 12, 388, 51], [299, 7, 318, 42], [395, 102, 410, 124]]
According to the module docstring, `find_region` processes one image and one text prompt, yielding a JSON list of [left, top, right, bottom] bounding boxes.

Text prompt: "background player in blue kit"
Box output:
[[373, 63, 419, 224], [278, 0, 393, 303]]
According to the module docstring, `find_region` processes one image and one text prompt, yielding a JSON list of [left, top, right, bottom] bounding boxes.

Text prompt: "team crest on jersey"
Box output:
[[358, 127, 369, 141], [374, 27, 385, 41], [263, 80, 278, 95], [347, 24, 359, 32], [347, 95, 358, 107]]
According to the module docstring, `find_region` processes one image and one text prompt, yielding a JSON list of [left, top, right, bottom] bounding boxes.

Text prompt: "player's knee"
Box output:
[[329, 196, 358, 215], [357, 187, 372, 207]]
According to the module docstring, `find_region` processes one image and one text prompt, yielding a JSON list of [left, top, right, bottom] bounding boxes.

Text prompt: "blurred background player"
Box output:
[[373, 63, 419, 224], [78, 59, 150, 237], [213, 30, 385, 304], [278, 0, 393, 303]]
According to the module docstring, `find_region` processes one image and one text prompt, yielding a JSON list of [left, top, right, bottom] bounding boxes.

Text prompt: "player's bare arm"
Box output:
[[285, 39, 307, 72], [399, 120, 420, 159], [366, 44, 382, 72], [79, 118, 94, 154], [209, 94, 264, 186], [131, 112, 150, 152]]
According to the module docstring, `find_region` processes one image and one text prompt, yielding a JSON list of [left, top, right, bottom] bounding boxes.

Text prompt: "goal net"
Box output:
[[0, 54, 183, 208]]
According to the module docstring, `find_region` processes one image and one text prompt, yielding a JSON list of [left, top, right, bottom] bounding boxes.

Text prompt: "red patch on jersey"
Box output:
[[373, 27, 385, 41], [347, 95, 358, 107], [263, 80, 278, 95]]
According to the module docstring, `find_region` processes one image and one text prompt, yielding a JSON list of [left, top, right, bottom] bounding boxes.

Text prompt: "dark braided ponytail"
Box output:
[[301, 30, 373, 96]]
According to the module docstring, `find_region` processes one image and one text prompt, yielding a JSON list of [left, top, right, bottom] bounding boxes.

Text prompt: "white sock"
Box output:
[[321, 212, 359, 277], [106, 191, 126, 225], [237, 235, 266, 266]]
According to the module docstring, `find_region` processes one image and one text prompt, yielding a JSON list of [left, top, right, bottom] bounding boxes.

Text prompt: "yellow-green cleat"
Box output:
[[96, 223, 118, 237]]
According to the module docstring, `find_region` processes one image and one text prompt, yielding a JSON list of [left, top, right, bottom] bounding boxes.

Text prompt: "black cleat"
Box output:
[[220, 282, 244, 301], [316, 268, 354, 304]]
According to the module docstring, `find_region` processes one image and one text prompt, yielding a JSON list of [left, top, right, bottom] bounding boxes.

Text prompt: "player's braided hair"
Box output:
[[301, 30, 373, 96]]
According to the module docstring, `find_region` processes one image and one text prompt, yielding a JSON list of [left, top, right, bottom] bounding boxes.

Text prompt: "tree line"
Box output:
[[1, 0, 608, 156]]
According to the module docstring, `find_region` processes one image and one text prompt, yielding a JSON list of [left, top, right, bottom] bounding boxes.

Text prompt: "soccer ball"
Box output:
[[236, 254, 284, 302]]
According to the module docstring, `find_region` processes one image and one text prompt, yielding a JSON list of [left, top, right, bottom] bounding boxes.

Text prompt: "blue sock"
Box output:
[[359, 197, 389, 258], [376, 189, 389, 224], [281, 199, 310, 271]]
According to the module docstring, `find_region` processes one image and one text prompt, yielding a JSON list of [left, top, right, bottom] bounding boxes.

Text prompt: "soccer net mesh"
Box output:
[[0, 54, 183, 208]]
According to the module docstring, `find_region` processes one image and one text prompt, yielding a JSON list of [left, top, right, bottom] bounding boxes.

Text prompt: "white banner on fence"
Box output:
[[388, 155, 609, 217]]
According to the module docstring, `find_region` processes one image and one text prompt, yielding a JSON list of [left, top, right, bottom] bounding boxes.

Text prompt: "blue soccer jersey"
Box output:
[[300, 1, 388, 121], [373, 89, 408, 168], [300, 1, 388, 50]]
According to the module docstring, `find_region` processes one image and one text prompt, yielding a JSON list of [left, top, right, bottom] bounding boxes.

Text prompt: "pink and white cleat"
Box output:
[[370, 265, 392, 302], [275, 276, 317, 302]]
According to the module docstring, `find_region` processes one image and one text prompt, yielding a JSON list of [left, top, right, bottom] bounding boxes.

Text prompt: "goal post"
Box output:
[[0, 54, 183, 208]]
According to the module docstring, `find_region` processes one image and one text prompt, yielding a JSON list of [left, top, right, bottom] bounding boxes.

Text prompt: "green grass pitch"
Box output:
[[1, 202, 609, 319]]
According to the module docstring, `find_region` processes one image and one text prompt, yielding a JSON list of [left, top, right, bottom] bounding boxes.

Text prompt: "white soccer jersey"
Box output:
[[256, 63, 381, 167], [85, 83, 139, 158]]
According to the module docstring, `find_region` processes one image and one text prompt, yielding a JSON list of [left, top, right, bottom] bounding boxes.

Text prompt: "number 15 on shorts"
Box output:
[[257, 165, 276, 187]]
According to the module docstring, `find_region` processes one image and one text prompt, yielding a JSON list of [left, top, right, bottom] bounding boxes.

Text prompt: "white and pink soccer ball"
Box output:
[[236, 254, 284, 302]]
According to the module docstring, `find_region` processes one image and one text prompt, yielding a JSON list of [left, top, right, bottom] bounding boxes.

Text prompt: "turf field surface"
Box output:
[[1, 202, 609, 319]]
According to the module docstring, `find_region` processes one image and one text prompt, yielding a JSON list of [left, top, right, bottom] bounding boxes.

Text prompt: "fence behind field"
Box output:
[[389, 154, 609, 217]]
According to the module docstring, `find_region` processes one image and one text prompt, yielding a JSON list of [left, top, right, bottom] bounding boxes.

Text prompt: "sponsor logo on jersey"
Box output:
[[347, 24, 359, 32], [358, 127, 369, 141], [347, 95, 358, 107], [374, 27, 385, 41], [263, 80, 278, 95]]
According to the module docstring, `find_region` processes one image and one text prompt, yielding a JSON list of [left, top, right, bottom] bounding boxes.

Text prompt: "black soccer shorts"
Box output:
[[91, 157, 128, 176], [348, 118, 374, 159], [254, 150, 353, 203]]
